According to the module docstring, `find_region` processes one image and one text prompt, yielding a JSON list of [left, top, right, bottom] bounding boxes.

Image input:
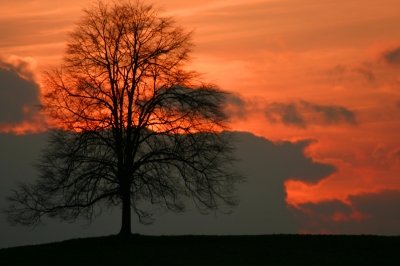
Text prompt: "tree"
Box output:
[[5, 0, 243, 236]]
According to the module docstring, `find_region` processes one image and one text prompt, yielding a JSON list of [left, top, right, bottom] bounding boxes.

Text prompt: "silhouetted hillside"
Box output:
[[1, 234, 399, 265]]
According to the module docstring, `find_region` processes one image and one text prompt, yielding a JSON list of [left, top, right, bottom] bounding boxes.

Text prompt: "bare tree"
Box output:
[[4, 0, 243, 235]]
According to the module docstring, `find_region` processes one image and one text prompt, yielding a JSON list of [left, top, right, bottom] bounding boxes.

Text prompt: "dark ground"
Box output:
[[0, 234, 399, 265]]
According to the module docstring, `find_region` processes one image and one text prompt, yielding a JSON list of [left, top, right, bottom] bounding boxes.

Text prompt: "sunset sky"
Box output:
[[1, 0, 400, 247]]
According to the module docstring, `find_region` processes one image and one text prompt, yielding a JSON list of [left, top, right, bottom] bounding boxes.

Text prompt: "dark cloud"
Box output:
[[0, 131, 336, 247], [291, 190, 400, 235], [265, 101, 356, 128], [0, 57, 41, 126], [290, 200, 359, 234], [301, 101, 357, 125], [233, 132, 336, 185], [348, 190, 400, 235], [383, 47, 400, 65], [225, 94, 356, 128], [265, 102, 306, 128], [225, 93, 247, 119], [0, 57, 36, 81], [299, 200, 353, 218]]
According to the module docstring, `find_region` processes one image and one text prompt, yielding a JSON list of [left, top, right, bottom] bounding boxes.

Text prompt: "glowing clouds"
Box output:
[[0, 56, 46, 134]]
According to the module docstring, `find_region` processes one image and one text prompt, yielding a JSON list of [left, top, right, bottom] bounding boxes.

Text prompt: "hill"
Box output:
[[1, 234, 399, 265]]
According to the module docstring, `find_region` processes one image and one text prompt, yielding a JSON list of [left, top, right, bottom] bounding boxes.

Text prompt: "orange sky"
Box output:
[[1, 0, 400, 234]]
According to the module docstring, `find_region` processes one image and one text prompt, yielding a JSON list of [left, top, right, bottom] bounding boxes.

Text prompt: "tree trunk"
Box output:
[[119, 182, 131, 236]]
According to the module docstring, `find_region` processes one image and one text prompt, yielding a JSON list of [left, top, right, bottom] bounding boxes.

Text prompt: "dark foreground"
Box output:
[[1, 234, 399, 265]]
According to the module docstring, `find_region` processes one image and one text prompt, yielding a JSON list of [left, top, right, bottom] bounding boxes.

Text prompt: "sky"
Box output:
[[1, 0, 400, 247]]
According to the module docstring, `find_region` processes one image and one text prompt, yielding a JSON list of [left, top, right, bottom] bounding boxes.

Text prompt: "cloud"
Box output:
[[396, 100, 400, 109], [234, 132, 336, 185], [383, 47, 400, 65], [0, 131, 337, 247], [290, 200, 365, 234], [265, 101, 357, 128], [0, 55, 45, 134], [265, 102, 305, 128], [291, 189, 400, 235], [348, 190, 400, 235], [301, 101, 357, 125], [226, 94, 357, 128], [353, 68, 375, 84], [326, 64, 378, 88], [0, 55, 37, 80], [225, 93, 248, 120]]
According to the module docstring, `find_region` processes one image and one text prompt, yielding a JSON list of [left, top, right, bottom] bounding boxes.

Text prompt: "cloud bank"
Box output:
[[1, 131, 399, 248], [0, 56, 46, 134], [291, 189, 400, 235], [0, 131, 336, 248]]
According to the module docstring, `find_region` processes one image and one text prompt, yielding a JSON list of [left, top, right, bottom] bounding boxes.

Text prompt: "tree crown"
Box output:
[[5, 0, 243, 232]]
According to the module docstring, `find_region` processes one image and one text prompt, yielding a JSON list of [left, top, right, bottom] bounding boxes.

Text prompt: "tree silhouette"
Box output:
[[5, 0, 243, 235]]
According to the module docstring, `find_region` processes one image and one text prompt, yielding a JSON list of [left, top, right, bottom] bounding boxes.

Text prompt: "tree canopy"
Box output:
[[5, 0, 243, 235]]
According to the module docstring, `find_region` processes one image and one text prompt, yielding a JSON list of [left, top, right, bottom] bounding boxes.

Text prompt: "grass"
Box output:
[[1, 234, 399, 265]]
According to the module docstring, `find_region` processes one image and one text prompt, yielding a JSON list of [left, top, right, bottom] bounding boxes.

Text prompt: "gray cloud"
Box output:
[[301, 101, 357, 125], [291, 189, 400, 235], [290, 200, 359, 234], [265, 101, 356, 128], [298, 200, 353, 218], [226, 94, 357, 128], [234, 132, 336, 185], [0, 57, 41, 125], [0, 131, 336, 248], [383, 47, 400, 65], [225, 93, 247, 120], [348, 190, 400, 235], [265, 102, 306, 128]]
